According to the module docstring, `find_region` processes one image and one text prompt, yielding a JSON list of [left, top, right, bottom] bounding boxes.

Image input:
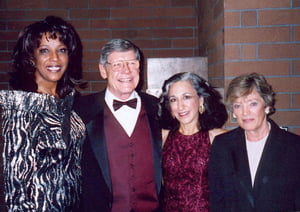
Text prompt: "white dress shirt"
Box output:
[[105, 89, 141, 137]]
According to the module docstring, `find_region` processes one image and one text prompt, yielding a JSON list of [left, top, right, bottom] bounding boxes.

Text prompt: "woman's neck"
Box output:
[[245, 121, 270, 142], [37, 86, 59, 98], [179, 124, 200, 136]]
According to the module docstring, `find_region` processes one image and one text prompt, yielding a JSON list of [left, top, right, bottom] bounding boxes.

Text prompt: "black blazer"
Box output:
[[74, 90, 162, 212], [209, 119, 300, 212]]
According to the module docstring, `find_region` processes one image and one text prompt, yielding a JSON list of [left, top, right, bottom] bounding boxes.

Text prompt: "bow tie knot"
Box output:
[[113, 98, 137, 111]]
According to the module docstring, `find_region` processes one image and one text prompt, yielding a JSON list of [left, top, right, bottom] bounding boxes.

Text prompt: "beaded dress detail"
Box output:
[[162, 130, 210, 212]]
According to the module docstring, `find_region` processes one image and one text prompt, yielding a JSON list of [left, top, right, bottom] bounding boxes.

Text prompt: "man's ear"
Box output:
[[99, 64, 108, 79]]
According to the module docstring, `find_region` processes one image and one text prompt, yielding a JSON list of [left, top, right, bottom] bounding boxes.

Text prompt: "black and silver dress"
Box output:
[[0, 90, 86, 212]]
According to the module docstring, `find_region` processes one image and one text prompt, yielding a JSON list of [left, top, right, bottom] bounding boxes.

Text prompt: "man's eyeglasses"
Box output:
[[106, 59, 139, 72]]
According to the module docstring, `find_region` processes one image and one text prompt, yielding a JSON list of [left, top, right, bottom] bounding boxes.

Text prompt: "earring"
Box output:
[[232, 113, 237, 119], [265, 108, 269, 114], [199, 105, 205, 114]]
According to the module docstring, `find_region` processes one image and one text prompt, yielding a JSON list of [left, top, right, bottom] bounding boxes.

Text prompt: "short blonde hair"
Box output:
[[226, 73, 276, 115]]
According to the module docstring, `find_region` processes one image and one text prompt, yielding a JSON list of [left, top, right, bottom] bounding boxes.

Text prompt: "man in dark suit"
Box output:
[[74, 39, 162, 212]]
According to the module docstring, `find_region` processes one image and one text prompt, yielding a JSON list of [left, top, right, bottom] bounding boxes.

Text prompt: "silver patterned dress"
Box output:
[[0, 90, 86, 212]]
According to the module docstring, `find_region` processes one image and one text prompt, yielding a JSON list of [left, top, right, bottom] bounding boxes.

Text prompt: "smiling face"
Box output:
[[99, 50, 140, 100], [232, 89, 269, 134], [33, 33, 68, 92], [168, 80, 203, 130]]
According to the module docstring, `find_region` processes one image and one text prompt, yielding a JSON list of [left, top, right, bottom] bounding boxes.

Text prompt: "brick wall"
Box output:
[[199, 0, 300, 134], [222, 0, 300, 133], [0, 0, 300, 210], [0, 0, 200, 210]]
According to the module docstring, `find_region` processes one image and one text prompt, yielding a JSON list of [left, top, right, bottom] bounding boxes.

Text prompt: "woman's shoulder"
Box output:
[[208, 128, 228, 144], [0, 89, 74, 113]]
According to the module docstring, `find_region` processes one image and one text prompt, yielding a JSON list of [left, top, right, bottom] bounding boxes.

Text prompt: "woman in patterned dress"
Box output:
[[158, 72, 228, 212], [0, 16, 86, 211]]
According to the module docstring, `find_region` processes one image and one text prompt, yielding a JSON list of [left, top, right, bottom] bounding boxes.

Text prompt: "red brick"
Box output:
[[84, 40, 107, 51], [151, 28, 194, 38], [151, 49, 194, 58], [0, 21, 5, 30], [208, 62, 225, 78], [272, 111, 300, 126], [78, 30, 110, 40], [0, 63, 12, 73], [292, 93, 300, 109], [90, 0, 128, 8], [91, 19, 130, 29], [267, 77, 300, 93], [0, 41, 6, 50], [293, 128, 300, 136], [0, 31, 19, 41], [131, 0, 169, 7], [260, 9, 300, 25], [225, 0, 290, 10], [213, 0, 224, 18], [225, 12, 240, 27], [112, 29, 149, 39], [259, 43, 300, 59], [242, 11, 257, 26], [91, 81, 107, 92], [0, 84, 9, 90], [208, 45, 224, 64], [25, 10, 67, 19], [0, 11, 26, 19], [8, 41, 17, 51], [293, 60, 300, 75], [224, 61, 290, 76], [68, 20, 90, 30], [0, 72, 11, 83], [171, 0, 196, 6], [209, 78, 225, 90], [83, 51, 100, 61], [206, 13, 224, 36], [173, 38, 198, 48], [293, 26, 300, 41], [294, 0, 300, 7], [48, 0, 88, 8], [83, 60, 99, 72], [83, 71, 102, 81], [7, 20, 32, 30], [170, 17, 197, 27], [276, 94, 291, 109], [130, 18, 170, 28], [70, 9, 110, 19], [7, 0, 46, 9], [224, 45, 240, 60], [241, 44, 257, 59], [134, 39, 172, 49], [153, 7, 195, 17], [112, 8, 152, 18], [208, 32, 224, 49], [225, 27, 290, 43]]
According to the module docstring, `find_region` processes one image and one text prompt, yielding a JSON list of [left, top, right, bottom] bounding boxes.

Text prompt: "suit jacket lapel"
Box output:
[[252, 120, 282, 198], [86, 111, 112, 192], [85, 91, 112, 192], [232, 129, 255, 207]]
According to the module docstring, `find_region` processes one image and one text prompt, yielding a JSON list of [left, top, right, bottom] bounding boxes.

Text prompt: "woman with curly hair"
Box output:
[[0, 16, 86, 211], [158, 72, 228, 212]]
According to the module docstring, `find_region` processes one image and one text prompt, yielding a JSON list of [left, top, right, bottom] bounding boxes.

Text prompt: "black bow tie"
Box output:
[[113, 98, 137, 111]]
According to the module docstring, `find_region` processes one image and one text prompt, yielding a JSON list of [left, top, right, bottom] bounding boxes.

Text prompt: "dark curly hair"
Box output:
[[10, 15, 86, 98], [158, 72, 228, 131]]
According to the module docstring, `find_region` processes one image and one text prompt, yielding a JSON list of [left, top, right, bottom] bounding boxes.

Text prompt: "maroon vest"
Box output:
[[104, 105, 159, 212]]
